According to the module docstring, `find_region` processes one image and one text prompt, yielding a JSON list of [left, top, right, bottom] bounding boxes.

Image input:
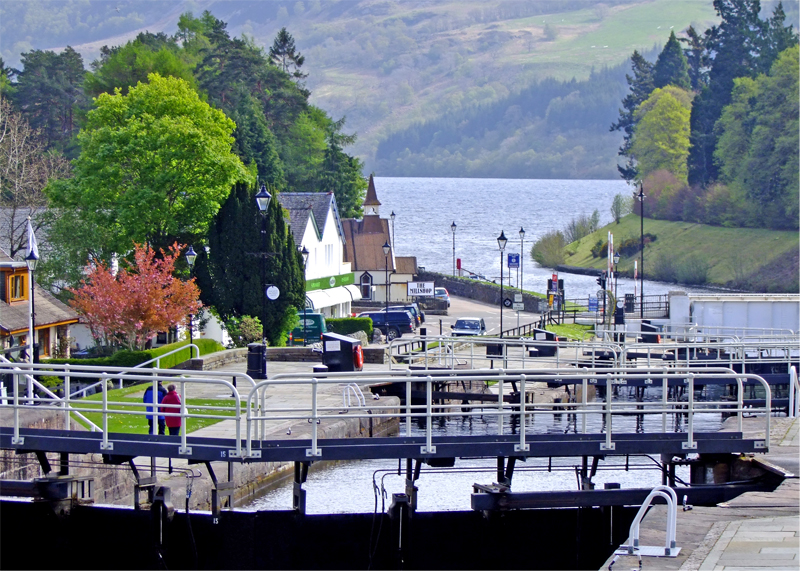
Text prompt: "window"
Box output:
[[38, 329, 50, 357], [8, 274, 26, 302], [360, 273, 373, 300], [325, 244, 333, 267]]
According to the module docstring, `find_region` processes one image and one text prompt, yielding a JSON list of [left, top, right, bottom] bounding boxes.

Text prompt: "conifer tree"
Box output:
[[679, 26, 710, 91], [610, 51, 654, 182], [195, 182, 305, 346], [269, 27, 307, 80], [653, 31, 691, 89]]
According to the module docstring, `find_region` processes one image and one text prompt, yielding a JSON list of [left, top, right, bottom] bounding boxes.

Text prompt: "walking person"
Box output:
[[161, 384, 182, 436], [143, 380, 167, 435]]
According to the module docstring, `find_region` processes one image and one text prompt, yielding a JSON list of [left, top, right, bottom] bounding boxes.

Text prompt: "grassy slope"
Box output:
[[563, 214, 799, 290]]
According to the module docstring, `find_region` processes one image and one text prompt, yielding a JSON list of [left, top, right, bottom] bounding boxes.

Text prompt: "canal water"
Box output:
[[376, 177, 717, 300], [245, 385, 722, 513]]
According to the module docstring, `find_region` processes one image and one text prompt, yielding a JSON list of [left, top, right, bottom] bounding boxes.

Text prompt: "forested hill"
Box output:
[[374, 62, 635, 179], [2, 0, 797, 177]]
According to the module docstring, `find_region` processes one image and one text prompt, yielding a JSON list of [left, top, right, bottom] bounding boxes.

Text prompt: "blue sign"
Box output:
[[588, 297, 598, 312], [507, 253, 520, 269]]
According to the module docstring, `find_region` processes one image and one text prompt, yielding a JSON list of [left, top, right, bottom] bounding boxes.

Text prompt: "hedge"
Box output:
[[325, 317, 373, 338], [46, 338, 225, 369]]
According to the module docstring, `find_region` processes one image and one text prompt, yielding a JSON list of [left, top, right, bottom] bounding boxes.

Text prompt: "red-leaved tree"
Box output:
[[69, 243, 202, 350]]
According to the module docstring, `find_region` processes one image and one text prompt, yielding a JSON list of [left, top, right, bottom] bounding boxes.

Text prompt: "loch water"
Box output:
[[375, 177, 717, 299]]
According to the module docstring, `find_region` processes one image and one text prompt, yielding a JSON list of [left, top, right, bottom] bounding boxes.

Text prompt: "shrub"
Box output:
[[531, 230, 567, 268], [652, 252, 679, 282], [224, 316, 263, 348], [564, 210, 600, 243], [326, 317, 373, 338], [610, 193, 632, 223], [677, 254, 710, 285]]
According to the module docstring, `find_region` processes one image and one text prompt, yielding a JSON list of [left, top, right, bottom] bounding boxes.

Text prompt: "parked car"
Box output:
[[289, 312, 327, 345], [434, 287, 450, 308], [450, 317, 487, 337], [387, 303, 425, 326], [357, 310, 415, 341]]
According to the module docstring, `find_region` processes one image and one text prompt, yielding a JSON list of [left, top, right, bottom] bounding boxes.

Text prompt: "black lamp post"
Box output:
[[390, 210, 396, 248], [613, 250, 620, 302], [637, 183, 645, 319], [497, 230, 507, 338], [383, 241, 391, 314], [519, 227, 525, 291], [300, 246, 309, 346], [185, 245, 197, 350], [451, 221, 457, 277], [255, 183, 272, 378], [25, 250, 39, 362]]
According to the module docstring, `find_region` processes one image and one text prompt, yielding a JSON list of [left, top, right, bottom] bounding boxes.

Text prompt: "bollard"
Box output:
[[246, 343, 267, 380]]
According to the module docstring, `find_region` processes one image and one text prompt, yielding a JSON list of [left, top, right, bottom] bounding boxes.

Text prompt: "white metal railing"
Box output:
[[242, 368, 772, 459], [0, 361, 261, 457], [790, 366, 799, 418], [342, 383, 366, 408]]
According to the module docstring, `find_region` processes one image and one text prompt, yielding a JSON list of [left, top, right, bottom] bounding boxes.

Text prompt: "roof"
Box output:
[[363, 174, 381, 207], [0, 207, 49, 261], [342, 218, 395, 271], [277, 192, 344, 246], [395, 256, 417, 275]]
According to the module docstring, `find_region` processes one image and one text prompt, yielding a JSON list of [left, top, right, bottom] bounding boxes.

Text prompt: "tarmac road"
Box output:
[[416, 294, 541, 338]]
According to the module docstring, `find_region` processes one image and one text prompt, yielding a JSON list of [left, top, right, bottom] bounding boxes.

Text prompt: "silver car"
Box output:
[[451, 317, 486, 336], [434, 287, 450, 308]]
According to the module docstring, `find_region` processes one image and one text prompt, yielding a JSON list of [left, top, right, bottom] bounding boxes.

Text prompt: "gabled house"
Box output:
[[277, 191, 361, 317], [0, 248, 79, 359], [341, 175, 418, 305]]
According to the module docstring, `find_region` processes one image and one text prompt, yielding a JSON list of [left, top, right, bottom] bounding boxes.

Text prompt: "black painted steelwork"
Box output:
[[0, 427, 764, 464]]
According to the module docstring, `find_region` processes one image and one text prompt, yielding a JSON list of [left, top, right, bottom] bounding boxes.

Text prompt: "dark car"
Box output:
[[387, 303, 425, 326], [357, 310, 415, 341]]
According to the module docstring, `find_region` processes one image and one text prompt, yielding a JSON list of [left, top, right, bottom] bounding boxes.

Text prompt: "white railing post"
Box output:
[[683, 373, 697, 450], [179, 379, 191, 455], [421, 375, 436, 454], [405, 370, 412, 436], [100, 375, 112, 451], [306, 378, 321, 458], [516, 374, 529, 452], [789, 366, 798, 418], [601, 373, 614, 450]]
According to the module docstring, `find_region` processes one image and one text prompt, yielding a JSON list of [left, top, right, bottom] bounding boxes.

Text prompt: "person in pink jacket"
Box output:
[[161, 384, 182, 436]]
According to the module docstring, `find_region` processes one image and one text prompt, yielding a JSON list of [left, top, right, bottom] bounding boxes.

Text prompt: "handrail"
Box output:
[[342, 383, 365, 408], [620, 485, 679, 557], [789, 366, 798, 418]]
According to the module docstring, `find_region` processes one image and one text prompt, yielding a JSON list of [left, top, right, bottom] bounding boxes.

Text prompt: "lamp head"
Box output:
[[255, 183, 272, 213], [300, 246, 309, 265], [390, 210, 396, 221], [382, 241, 391, 257], [451, 221, 456, 233], [613, 251, 620, 265], [497, 230, 507, 251], [519, 227, 525, 240], [185, 245, 197, 269], [25, 251, 39, 271]]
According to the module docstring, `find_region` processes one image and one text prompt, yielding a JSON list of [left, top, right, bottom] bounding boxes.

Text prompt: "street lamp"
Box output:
[[390, 211, 396, 248], [613, 250, 620, 302], [519, 227, 525, 291], [637, 183, 645, 319], [300, 246, 309, 346], [25, 249, 39, 363], [497, 230, 507, 338], [255, 183, 272, 379], [451, 221, 457, 277], [185, 245, 197, 350], [383, 241, 391, 314]]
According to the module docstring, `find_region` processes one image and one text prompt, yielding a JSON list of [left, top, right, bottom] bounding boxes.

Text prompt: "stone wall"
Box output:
[[416, 270, 549, 313], [176, 345, 386, 370]]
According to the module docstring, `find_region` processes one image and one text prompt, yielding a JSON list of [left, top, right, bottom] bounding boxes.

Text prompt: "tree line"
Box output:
[[612, 0, 798, 230], [0, 12, 367, 348]]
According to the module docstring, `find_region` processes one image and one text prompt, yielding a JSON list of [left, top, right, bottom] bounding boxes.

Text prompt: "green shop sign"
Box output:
[[306, 273, 355, 291]]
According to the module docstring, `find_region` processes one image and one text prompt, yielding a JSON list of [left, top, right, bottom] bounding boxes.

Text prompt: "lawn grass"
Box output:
[[563, 215, 799, 289], [70, 383, 235, 434], [546, 323, 594, 341]]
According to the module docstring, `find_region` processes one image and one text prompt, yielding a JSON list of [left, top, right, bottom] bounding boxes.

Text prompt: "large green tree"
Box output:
[[714, 45, 799, 229], [687, 0, 797, 187], [195, 182, 305, 346], [631, 86, 693, 183], [45, 73, 250, 287]]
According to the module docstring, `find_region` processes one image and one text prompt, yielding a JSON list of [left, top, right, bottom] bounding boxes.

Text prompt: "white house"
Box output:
[[278, 191, 360, 317]]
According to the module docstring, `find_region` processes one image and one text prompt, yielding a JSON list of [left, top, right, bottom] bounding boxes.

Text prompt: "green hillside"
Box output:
[[563, 215, 799, 292]]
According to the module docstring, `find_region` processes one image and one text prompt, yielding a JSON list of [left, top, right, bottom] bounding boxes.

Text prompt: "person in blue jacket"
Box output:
[[143, 381, 167, 435]]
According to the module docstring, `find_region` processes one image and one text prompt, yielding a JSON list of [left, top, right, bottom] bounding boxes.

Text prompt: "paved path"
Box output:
[[603, 417, 799, 571]]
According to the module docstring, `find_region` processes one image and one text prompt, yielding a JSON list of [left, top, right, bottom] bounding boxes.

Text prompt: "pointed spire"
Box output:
[[364, 174, 381, 207]]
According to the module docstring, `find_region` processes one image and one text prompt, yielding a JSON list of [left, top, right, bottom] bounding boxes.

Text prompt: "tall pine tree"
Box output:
[[653, 31, 691, 89], [610, 51, 654, 182], [196, 182, 305, 346]]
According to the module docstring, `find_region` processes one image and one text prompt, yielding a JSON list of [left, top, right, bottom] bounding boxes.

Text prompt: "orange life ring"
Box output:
[[353, 345, 364, 369]]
